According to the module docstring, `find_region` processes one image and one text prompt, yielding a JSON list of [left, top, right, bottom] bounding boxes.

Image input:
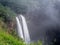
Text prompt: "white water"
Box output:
[[16, 17, 24, 39], [20, 15, 30, 43], [16, 15, 30, 43]]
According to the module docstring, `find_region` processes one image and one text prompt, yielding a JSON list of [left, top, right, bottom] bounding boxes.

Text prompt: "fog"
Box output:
[[15, 0, 60, 45], [1, 0, 60, 45]]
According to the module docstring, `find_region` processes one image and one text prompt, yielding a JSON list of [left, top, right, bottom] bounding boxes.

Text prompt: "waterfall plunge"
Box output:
[[16, 17, 24, 39], [16, 15, 30, 43]]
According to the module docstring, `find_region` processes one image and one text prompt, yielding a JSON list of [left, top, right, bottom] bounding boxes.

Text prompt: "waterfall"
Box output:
[[16, 15, 30, 43], [20, 15, 30, 43], [16, 17, 24, 39]]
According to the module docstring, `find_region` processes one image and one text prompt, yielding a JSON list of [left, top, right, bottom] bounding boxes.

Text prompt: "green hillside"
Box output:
[[0, 4, 25, 45], [0, 27, 25, 45], [0, 3, 42, 45]]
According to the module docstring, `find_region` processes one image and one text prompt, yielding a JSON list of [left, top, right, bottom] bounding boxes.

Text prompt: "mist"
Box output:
[[19, 0, 60, 45], [14, 0, 60, 45], [1, 0, 60, 45]]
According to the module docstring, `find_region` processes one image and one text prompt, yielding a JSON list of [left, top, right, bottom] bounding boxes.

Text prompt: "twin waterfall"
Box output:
[[16, 15, 30, 43]]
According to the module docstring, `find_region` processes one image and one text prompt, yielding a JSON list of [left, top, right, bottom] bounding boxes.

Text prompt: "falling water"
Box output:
[[16, 17, 24, 39], [16, 15, 30, 43], [20, 15, 30, 43]]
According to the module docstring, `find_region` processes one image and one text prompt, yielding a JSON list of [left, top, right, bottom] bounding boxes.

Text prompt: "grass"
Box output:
[[0, 27, 26, 45]]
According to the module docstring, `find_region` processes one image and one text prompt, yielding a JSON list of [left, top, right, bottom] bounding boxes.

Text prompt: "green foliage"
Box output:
[[0, 28, 25, 45], [0, 4, 25, 45], [0, 4, 17, 37], [0, 4, 16, 23]]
